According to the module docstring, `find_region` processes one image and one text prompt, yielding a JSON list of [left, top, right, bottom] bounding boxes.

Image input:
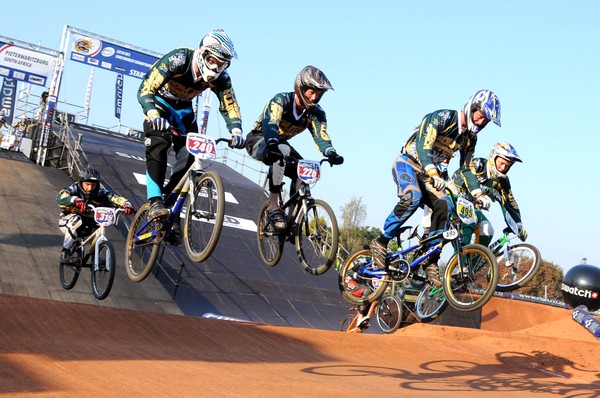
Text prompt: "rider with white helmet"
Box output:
[[137, 29, 244, 224], [449, 142, 527, 246]]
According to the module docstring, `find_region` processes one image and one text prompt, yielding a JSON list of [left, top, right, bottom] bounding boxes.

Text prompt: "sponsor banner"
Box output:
[[0, 77, 17, 124], [0, 42, 55, 86], [115, 73, 123, 119], [69, 33, 158, 79]]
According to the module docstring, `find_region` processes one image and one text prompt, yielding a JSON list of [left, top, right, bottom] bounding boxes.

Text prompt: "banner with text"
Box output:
[[0, 42, 56, 86], [0, 77, 17, 124], [115, 73, 123, 119], [69, 33, 158, 79]]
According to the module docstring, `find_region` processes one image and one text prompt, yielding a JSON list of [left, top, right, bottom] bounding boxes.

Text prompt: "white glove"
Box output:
[[146, 109, 171, 131], [476, 194, 491, 210], [516, 223, 528, 241], [430, 175, 446, 191], [229, 128, 246, 149]]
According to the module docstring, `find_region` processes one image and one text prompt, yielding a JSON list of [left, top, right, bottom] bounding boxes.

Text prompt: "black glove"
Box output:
[[263, 138, 283, 165], [327, 151, 344, 165]]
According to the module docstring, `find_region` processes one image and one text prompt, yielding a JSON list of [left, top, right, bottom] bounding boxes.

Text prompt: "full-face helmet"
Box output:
[[197, 29, 237, 82], [78, 166, 101, 198], [463, 89, 501, 134], [294, 66, 333, 110], [487, 142, 522, 179]]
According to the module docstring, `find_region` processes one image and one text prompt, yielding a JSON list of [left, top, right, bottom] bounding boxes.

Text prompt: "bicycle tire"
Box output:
[[338, 246, 390, 305], [125, 203, 161, 282], [339, 313, 358, 332], [376, 294, 403, 333], [184, 171, 225, 263], [415, 283, 448, 322], [59, 250, 81, 290], [256, 200, 284, 267], [443, 243, 498, 312], [495, 243, 542, 292], [295, 199, 339, 275], [91, 240, 116, 300]]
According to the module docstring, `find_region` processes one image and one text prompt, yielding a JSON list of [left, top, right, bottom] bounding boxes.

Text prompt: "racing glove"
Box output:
[[146, 109, 171, 131], [430, 175, 446, 191], [73, 198, 87, 213], [263, 138, 283, 165], [326, 151, 344, 165], [229, 128, 246, 149], [516, 223, 528, 242], [122, 202, 134, 216], [476, 194, 491, 210]]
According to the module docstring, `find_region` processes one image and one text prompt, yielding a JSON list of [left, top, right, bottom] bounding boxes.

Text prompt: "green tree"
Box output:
[[338, 196, 382, 258], [512, 260, 564, 300]]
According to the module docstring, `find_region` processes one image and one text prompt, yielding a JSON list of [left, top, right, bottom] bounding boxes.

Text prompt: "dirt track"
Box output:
[[1, 294, 598, 397]]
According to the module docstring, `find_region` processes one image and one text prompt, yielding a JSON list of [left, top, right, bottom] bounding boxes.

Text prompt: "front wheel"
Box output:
[[59, 249, 81, 290], [125, 203, 161, 282], [91, 240, 116, 300], [256, 201, 284, 267], [184, 171, 225, 263], [339, 313, 359, 332], [415, 283, 448, 322], [443, 244, 498, 312], [495, 243, 542, 292], [376, 294, 403, 334], [338, 246, 389, 305], [295, 199, 339, 275]]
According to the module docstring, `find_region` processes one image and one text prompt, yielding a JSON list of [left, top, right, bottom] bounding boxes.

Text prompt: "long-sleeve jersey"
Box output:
[[450, 158, 522, 226], [402, 109, 480, 195], [56, 183, 130, 216], [137, 47, 242, 132], [248, 92, 335, 155]]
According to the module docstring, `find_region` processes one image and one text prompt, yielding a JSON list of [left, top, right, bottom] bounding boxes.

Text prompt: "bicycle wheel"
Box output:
[[415, 283, 448, 322], [495, 243, 542, 292], [184, 171, 225, 263], [339, 313, 358, 332], [256, 200, 284, 267], [295, 199, 339, 275], [338, 246, 390, 305], [125, 203, 161, 282], [91, 240, 116, 300], [376, 294, 403, 334], [59, 250, 81, 290], [443, 243, 498, 312]]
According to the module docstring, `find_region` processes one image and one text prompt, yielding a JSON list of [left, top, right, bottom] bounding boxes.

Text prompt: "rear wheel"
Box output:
[[125, 203, 161, 282], [184, 171, 225, 263], [415, 283, 448, 322], [256, 201, 284, 267], [376, 294, 403, 333], [295, 199, 339, 275], [338, 246, 390, 305], [59, 249, 81, 290], [91, 240, 116, 300], [443, 244, 498, 312], [495, 243, 541, 292], [339, 313, 358, 332]]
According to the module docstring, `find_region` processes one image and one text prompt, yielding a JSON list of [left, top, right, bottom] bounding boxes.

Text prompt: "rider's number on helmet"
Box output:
[[186, 133, 217, 160], [457, 197, 476, 224], [94, 207, 117, 227], [297, 160, 321, 185]]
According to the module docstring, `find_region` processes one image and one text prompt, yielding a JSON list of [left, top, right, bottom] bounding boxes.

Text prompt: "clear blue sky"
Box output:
[[2, 0, 599, 273]]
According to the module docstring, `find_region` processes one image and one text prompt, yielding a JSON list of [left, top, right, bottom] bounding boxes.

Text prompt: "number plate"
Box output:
[[456, 196, 476, 224], [186, 133, 217, 160], [297, 160, 321, 184], [94, 207, 116, 227]]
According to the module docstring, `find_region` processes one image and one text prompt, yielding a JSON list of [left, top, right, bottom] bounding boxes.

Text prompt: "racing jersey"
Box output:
[[247, 92, 335, 155], [56, 184, 129, 216], [450, 158, 522, 225], [137, 47, 242, 132], [403, 109, 480, 195]]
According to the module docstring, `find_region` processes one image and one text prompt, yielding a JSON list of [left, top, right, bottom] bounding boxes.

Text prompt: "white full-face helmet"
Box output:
[[197, 29, 237, 82], [463, 89, 501, 134], [487, 142, 522, 178]]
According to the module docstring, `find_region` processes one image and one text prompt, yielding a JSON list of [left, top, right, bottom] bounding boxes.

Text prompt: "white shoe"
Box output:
[[356, 314, 370, 328]]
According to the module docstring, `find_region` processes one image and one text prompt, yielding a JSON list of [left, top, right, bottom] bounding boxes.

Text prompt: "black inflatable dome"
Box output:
[[561, 264, 600, 311]]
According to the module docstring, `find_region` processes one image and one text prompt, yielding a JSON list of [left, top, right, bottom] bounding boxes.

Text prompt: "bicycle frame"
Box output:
[[77, 206, 122, 271]]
